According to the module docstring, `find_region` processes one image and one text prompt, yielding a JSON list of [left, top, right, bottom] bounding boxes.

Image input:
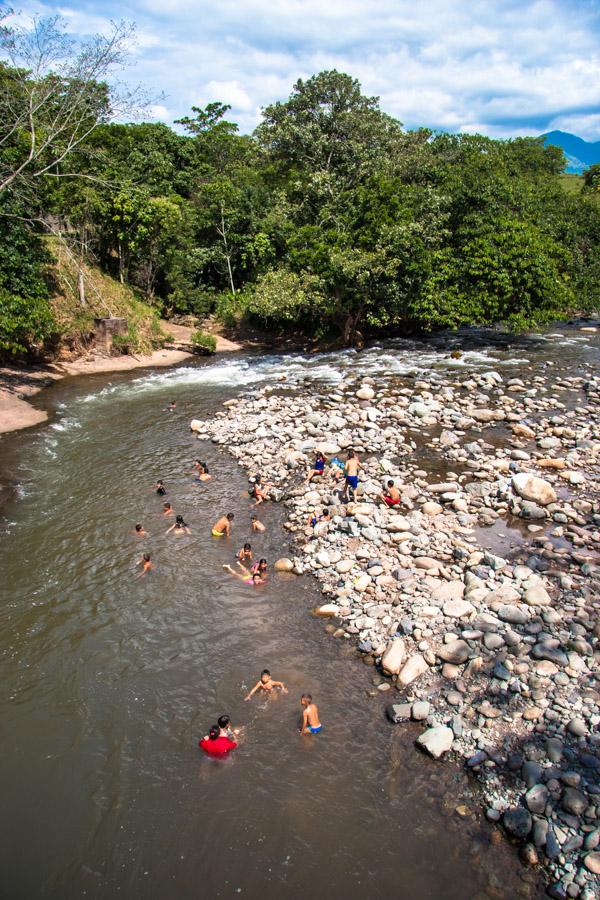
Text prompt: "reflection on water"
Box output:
[[3, 322, 594, 899]]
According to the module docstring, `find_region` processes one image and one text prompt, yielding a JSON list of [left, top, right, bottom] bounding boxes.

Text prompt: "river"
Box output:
[[4, 324, 597, 899]]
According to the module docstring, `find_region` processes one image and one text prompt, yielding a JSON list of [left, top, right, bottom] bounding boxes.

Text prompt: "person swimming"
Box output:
[[199, 724, 237, 756], [166, 400, 177, 411], [237, 542, 253, 562], [136, 552, 153, 578], [166, 514, 191, 535], [222, 563, 264, 585], [300, 693, 322, 734], [250, 558, 267, 577], [163, 502, 174, 517], [245, 668, 287, 700], [134, 523, 148, 536], [251, 515, 266, 533], [197, 462, 212, 482], [155, 479, 167, 496], [212, 513, 234, 537]]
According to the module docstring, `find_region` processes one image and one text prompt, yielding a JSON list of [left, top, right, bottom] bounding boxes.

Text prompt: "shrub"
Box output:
[[190, 329, 217, 353], [0, 289, 57, 356]]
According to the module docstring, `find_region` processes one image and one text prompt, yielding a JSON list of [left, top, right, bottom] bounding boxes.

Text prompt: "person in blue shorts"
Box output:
[[300, 694, 322, 734], [343, 449, 361, 502]]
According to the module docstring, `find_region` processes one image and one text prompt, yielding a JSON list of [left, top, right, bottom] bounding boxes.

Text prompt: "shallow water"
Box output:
[[4, 322, 598, 899]]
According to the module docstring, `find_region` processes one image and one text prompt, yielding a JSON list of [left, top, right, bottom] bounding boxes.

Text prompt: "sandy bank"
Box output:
[[0, 320, 246, 435]]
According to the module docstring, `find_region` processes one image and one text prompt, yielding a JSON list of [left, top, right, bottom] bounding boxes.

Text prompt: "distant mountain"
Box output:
[[541, 130, 600, 174]]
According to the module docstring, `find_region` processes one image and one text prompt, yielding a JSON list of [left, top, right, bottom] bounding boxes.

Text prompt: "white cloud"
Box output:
[[5, 0, 600, 140]]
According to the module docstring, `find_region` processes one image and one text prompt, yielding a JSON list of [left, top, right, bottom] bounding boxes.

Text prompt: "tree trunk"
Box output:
[[77, 267, 86, 306], [220, 204, 236, 296]]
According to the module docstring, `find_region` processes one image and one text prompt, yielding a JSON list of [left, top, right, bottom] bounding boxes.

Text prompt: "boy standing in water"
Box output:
[[212, 513, 234, 537], [300, 694, 322, 734]]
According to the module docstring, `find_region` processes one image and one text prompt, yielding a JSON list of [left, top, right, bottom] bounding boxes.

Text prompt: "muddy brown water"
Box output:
[[3, 323, 599, 900]]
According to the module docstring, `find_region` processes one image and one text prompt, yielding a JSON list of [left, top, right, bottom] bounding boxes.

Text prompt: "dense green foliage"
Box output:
[[2, 56, 600, 356]]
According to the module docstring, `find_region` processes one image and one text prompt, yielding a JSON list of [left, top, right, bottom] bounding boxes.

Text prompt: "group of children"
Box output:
[[135, 414, 331, 755], [200, 671, 322, 757]]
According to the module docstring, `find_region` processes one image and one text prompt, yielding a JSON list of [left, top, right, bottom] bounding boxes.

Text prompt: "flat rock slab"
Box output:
[[416, 725, 454, 759]]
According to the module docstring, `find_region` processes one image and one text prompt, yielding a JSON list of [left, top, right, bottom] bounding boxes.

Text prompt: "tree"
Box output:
[[0, 11, 148, 197], [583, 163, 600, 193]]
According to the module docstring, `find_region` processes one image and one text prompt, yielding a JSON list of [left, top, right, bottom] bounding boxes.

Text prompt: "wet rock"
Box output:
[[522, 760, 543, 788], [502, 807, 532, 840], [274, 557, 295, 572], [520, 843, 539, 866], [315, 603, 340, 616], [526, 784, 549, 814], [545, 828, 561, 860], [533, 818, 548, 848], [416, 725, 454, 759], [562, 787, 588, 816], [386, 703, 412, 724]]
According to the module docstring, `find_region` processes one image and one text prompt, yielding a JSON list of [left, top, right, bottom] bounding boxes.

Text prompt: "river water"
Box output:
[[2, 324, 598, 900]]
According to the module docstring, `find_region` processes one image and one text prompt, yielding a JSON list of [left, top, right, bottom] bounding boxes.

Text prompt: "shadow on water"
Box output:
[[0, 360, 545, 900]]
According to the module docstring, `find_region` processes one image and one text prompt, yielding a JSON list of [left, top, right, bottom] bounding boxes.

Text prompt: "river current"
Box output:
[[3, 325, 597, 899]]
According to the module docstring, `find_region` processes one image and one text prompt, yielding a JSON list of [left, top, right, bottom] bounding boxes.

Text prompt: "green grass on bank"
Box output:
[[47, 236, 167, 354]]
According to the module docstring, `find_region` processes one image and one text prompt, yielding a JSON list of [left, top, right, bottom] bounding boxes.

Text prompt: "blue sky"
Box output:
[[7, 0, 600, 140]]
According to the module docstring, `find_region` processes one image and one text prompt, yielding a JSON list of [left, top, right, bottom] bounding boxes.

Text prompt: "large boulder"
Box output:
[[416, 725, 453, 759], [274, 558, 295, 573], [512, 473, 557, 506]]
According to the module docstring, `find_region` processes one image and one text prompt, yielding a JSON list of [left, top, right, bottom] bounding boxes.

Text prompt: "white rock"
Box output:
[[512, 472, 557, 506], [354, 573, 372, 592], [357, 386, 375, 400], [431, 581, 465, 602], [274, 558, 295, 572], [316, 603, 340, 616], [336, 560, 355, 574], [417, 725, 454, 759], [443, 599, 475, 618], [190, 419, 203, 433]]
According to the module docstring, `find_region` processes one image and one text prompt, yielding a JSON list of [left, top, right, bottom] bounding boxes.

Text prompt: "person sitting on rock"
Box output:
[[245, 669, 287, 701], [304, 451, 327, 484], [251, 515, 266, 532], [212, 513, 234, 537], [308, 507, 331, 528], [329, 456, 345, 480], [343, 450, 362, 502], [237, 542, 253, 562], [249, 474, 271, 505], [222, 562, 265, 585], [299, 693, 322, 734], [381, 480, 401, 508], [166, 514, 191, 535], [199, 724, 237, 756]]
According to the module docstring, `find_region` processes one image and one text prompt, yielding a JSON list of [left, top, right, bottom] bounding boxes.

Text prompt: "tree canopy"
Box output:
[[1, 14, 599, 358]]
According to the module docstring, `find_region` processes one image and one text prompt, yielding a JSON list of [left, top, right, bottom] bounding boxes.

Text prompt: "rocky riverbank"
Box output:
[[190, 346, 600, 899]]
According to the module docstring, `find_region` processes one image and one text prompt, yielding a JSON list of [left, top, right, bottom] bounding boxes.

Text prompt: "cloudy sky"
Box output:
[[6, 0, 600, 140]]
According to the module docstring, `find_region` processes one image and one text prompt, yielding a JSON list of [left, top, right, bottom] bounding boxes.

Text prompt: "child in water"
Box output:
[[166, 514, 191, 535], [163, 502, 174, 517], [155, 479, 166, 496], [300, 694, 322, 734], [136, 553, 153, 578], [245, 669, 287, 700], [134, 523, 148, 537], [237, 543, 253, 562], [251, 515, 266, 533], [222, 563, 264, 585], [199, 724, 237, 756], [212, 513, 234, 537]]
